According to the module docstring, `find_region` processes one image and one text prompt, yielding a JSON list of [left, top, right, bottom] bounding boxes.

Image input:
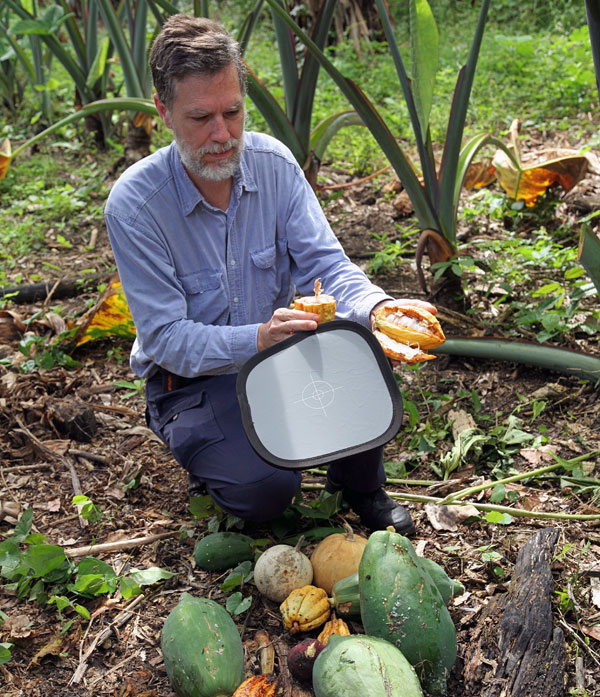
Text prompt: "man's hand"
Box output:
[[370, 297, 438, 330], [370, 298, 439, 368], [258, 307, 320, 352]]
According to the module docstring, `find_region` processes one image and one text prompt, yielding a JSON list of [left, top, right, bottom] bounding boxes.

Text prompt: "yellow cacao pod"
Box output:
[[373, 304, 445, 363], [293, 277, 336, 323], [373, 330, 436, 364], [294, 294, 336, 323], [317, 613, 351, 646], [280, 585, 331, 633]]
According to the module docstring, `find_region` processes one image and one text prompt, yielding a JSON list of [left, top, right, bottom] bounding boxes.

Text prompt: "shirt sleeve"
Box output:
[[105, 210, 260, 378], [282, 165, 392, 327]]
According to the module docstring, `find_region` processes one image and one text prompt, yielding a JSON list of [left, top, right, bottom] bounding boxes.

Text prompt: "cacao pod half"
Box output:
[[373, 304, 445, 363]]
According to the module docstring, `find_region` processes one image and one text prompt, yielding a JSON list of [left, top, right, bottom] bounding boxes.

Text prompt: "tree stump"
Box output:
[[47, 399, 97, 443], [462, 527, 566, 697]]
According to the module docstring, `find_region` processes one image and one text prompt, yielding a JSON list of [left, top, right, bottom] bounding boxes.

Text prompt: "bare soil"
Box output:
[[1, 147, 599, 697]]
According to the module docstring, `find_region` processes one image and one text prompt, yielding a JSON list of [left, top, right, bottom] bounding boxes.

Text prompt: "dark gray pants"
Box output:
[[146, 372, 385, 522]]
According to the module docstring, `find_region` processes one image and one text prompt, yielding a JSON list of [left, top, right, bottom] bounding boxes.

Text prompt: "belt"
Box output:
[[157, 368, 202, 392]]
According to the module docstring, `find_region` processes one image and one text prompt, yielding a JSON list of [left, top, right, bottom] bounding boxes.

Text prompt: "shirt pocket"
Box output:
[[180, 270, 227, 324], [250, 240, 292, 317]]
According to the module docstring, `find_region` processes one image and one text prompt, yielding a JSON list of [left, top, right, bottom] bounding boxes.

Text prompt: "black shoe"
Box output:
[[341, 486, 416, 537], [188, 473, 207, 498]]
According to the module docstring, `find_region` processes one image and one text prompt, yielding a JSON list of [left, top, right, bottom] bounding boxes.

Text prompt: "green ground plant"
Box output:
[[0, 506, 176, 659]]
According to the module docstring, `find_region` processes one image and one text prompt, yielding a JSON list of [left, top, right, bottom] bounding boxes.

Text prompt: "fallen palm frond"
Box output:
[[434, 336, 600, 383]]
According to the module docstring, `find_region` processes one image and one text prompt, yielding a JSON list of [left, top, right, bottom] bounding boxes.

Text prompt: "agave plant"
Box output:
[[583, 0, 600, 295], [585, 0, 600, 98], [0, 23, 29, 114], [4, 0, 116, 141], [96, 0, 161, 160], [236, 0, 363, 188], [0, 2, 57, 123], [0, 97, 156, 184], [264, 0, 519, 307]]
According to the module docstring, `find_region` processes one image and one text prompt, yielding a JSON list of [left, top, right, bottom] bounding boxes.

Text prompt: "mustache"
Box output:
[[197, 138, 240, 156]]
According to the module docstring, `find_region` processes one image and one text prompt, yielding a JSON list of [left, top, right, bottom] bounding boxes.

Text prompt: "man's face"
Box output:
[[155, 64, 245, 181]]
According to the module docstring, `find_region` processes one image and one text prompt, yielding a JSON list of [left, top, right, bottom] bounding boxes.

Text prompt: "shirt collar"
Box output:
[[169, 140, 258, 216]]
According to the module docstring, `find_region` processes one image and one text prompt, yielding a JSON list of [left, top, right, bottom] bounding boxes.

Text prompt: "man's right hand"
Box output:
[[257, 307, 320, 352]]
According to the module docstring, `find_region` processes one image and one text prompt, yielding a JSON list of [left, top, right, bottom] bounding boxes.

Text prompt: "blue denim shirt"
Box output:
[[105, 132, 391, 378]]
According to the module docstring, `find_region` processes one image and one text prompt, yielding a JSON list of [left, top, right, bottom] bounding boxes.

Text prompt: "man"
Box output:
[[105, 14, 436, 535]]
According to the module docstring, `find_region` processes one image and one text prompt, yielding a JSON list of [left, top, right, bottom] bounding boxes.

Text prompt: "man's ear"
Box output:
[[154, 94, 172, 129]]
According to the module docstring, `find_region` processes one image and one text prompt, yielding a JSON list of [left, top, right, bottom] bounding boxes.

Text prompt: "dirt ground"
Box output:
[[1, 151, 599, 696]]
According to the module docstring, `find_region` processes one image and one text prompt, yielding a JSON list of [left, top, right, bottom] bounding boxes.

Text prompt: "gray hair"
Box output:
[[150, 14, 247, 110]]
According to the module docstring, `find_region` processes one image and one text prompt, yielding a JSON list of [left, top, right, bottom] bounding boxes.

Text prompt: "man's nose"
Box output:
[[210, 116, 230, 142]]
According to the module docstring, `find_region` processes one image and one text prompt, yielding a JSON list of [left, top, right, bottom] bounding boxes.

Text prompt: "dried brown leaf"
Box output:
[[581, 625, 600, 641], [463, 160, 496, 189], [491, 121, 589, 206], [28, 634, 64, 666], [73, 273, 135, 346], [132, 111, 155, 136], [0, 310, 26, 342], [3, 614, 33, 639], [425, 502, 481, 531]]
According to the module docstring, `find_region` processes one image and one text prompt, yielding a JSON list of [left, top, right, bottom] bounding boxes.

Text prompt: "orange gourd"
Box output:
[[310, 522, 368, 594]]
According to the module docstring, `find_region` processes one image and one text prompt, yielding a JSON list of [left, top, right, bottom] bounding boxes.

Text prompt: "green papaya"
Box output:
[[312, 634, 423, 697], [331, 558, 463, 618], [419, 557, 465, 604], [161, 593, 244, 697], [330, 572, 361, 618], [193, 532, 255, 571], [359, 530, 457, 696]]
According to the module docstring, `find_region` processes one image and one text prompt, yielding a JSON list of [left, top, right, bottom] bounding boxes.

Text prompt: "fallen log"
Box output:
[[0, 276, 106, 304], [462, 527, 566, 697]]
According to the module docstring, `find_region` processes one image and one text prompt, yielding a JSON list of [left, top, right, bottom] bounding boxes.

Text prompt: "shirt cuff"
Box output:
[[231, 323, 262, 368], [353, 292, 394, 328]]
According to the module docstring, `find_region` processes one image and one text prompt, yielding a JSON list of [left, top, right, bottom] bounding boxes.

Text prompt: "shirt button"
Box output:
[[230, 259, 236, 266], [233, 297, 239, 303]]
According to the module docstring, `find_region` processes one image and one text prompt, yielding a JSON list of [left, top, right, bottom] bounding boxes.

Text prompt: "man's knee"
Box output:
[[209, 469, 301, 523]]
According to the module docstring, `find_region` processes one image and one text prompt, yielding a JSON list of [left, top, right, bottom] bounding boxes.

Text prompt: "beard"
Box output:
[[175, 131, 244, 181]]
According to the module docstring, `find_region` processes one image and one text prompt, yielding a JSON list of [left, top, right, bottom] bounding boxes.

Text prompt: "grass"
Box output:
[[0, 137, 113, 284]]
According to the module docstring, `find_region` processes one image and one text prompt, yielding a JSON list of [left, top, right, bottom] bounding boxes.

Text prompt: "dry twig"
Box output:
[[65, 530, 178, 557], [69, 593, 146, 685]]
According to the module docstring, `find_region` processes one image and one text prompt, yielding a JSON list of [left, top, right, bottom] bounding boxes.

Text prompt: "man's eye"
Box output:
[[226, 110, 241, 118], [192, 116, 208, 122]]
